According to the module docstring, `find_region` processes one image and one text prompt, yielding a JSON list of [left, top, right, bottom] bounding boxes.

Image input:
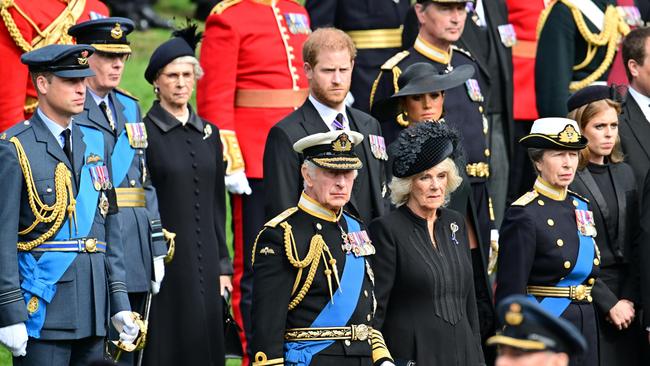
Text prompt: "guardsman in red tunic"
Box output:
[[0, 0, 109, 131], [196, 1, 310, 364]]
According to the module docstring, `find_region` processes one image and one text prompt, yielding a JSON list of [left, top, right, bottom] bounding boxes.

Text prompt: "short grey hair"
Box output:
[[389, 157, 463, 207], [301, 160, 358, 190], [156, 55, 204, 81]]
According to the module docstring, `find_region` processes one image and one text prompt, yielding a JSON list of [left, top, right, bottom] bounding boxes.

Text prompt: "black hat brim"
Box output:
[[53, 68, 95, 78], [371, 64, 474, 121], [519, 134, 588, 150]]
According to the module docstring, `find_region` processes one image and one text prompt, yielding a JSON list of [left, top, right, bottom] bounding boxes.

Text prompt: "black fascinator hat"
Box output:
[[392, 122, 463, 178], [145, 20, 202, 84]]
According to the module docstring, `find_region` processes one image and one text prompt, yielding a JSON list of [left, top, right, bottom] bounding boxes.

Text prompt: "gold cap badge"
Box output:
[[505, 302, 524, 326], [111, 23, 123, 40], [558, 124, 580, 143], [77, 50, 89, 65], [332, 133, 352, 152]]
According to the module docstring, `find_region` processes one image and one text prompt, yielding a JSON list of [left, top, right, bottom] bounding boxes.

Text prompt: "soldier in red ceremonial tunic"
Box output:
[[196, 1, 310, 364], [0, 0, 109, 131]]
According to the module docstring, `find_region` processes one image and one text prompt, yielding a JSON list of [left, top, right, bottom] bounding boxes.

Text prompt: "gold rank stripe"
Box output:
[[347, 27, 403, 49], [91, 43, 132, 54], [115, 187, 145, 207], [486, 334, 547, 351]]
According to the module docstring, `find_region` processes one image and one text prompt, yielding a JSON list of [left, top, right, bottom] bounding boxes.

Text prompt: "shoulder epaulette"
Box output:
[[210, 0, 242, 15], [114, 87, 139, 101], [4, 120, 32, 139], [380, 50, 409, 71], [451, 45, 475, 61], [511, 190, 539, 207], [264, 207, 298, 228], [568, 190, 590, 203]]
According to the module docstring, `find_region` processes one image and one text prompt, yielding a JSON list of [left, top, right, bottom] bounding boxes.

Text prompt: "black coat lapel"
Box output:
[[81, 93, 114, 134], [299, 100, 330, 135], [71, 122, 86, 182], [110, 91, 127, 134], [623, 97, 650, 159]]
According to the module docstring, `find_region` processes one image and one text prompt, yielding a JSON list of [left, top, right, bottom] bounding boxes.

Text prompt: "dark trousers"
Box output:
[[14, 336, 105, 366], [232, 179, 266, 366], [507, 120, 536, 204]]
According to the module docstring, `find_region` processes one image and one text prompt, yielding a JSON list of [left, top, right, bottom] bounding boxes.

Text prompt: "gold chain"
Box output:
[[10, 137, 75, 251]]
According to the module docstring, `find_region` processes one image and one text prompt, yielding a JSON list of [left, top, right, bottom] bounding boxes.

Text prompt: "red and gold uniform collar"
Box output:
[[414, 35, 452, 64], [533, 177, 567, 201], [297, 192, 342, 222]]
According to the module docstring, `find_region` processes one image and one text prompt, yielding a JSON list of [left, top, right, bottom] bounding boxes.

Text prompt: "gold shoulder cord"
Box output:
[[281, 222, 339, 310], [538, 1, 630, 92], [10, 137, 76, 251]]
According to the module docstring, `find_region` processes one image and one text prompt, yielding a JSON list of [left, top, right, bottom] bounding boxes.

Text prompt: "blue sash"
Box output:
[[530, 197, 595, 317], [284, 214, 366, 366], [18, 126, 104, 337], [112, 93, 138, 186]]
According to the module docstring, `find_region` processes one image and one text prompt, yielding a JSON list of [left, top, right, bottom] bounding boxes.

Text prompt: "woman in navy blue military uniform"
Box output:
[[566, 85, 642, 365], [496, 117, 601, 366], [369, 122, 485, 365]]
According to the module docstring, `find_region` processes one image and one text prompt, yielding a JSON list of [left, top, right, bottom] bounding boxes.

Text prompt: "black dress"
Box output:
[[570, 162, 642, 366], [142, 101, 232, 366], [369, 205, 485, 365]]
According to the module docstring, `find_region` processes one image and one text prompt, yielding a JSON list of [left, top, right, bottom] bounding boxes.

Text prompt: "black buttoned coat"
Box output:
[[143, 101, 232, 366]]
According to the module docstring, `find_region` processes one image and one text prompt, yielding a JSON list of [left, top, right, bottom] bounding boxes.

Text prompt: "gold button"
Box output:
[[367, 314, 372, 321], [316, 223, 322, 230], [484, 148, 491, 157], [27, 296, 39, 314], [588, 278, 595, 285], [130, 179, 136, 187], [594, 258, 600, 266], [344, 340, 351, 346], [556, 239, 564, 247], [573, 200, 578, 207], [564, 261, 571, 269], [547, 219, 555, 226], [85, 238, 97, 252], [537, 199, 545, 206], [364, 290, 369, 298], [587, 295, 593, 302], [479, 106, 484, 113]]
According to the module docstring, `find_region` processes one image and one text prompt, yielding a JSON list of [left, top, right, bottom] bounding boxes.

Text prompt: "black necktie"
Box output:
[[99, 101, 116, 132], [332, 113, 345, 130], [61, 129, 73, 166]]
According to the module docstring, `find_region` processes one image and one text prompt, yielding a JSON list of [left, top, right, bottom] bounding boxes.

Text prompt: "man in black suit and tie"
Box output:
[[263, 27, 388, 223], [621, 27, 650, 193]]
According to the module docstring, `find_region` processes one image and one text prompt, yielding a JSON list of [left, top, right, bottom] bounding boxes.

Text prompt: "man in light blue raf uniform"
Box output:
[[67, 19, 167, 352], [0, 44, 139, 365]]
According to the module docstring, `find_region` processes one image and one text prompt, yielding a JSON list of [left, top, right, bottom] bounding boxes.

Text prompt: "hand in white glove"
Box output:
[[0, 322, 28, 357], [111, 311, 139, 345], [379, 361, 395, 366], [224, 171, 252, 195], [151, 255, 166, 295]]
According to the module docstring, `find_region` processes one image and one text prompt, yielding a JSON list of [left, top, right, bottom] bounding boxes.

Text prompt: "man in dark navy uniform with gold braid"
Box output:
[[251, 130, 393, 366], [305, 0, 411, 113], [0, 44, 139, 365]]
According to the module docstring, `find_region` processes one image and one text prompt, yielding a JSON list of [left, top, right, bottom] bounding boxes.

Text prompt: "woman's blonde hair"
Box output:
[[567, 98, 623, 168], [389, 157, 462, 207]]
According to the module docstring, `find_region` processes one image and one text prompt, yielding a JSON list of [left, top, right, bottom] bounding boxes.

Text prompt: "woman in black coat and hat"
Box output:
[[372, 63, 496, 362], [369, 122, 485, 365], [141, 25, 232, 366]]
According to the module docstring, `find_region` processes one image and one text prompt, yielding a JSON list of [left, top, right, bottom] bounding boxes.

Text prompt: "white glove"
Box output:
[[224, 171, 252, 195], [151, 255, 166, 295], [379, 361, 395, 366], [0, 322, 28, 357], [488, 229, 500, 275], [111, 311, 139, 344]]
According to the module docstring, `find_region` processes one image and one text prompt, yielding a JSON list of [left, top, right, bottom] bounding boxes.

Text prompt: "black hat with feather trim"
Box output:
[[392, 121, 464, 178], [145, 21, 202, 84]]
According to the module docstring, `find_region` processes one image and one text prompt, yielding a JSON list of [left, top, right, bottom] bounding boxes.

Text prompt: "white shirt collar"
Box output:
[[36, 108, 70, 148], [88, 87, 111, 107], [627, 86, 650, 122], [308, 94, 349, 131]]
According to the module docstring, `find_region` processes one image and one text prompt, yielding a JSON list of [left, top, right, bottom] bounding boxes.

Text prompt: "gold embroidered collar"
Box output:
[[298, 192, 341, 222], [414, 36, 452, 64], [533, 177, 567, 201]]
